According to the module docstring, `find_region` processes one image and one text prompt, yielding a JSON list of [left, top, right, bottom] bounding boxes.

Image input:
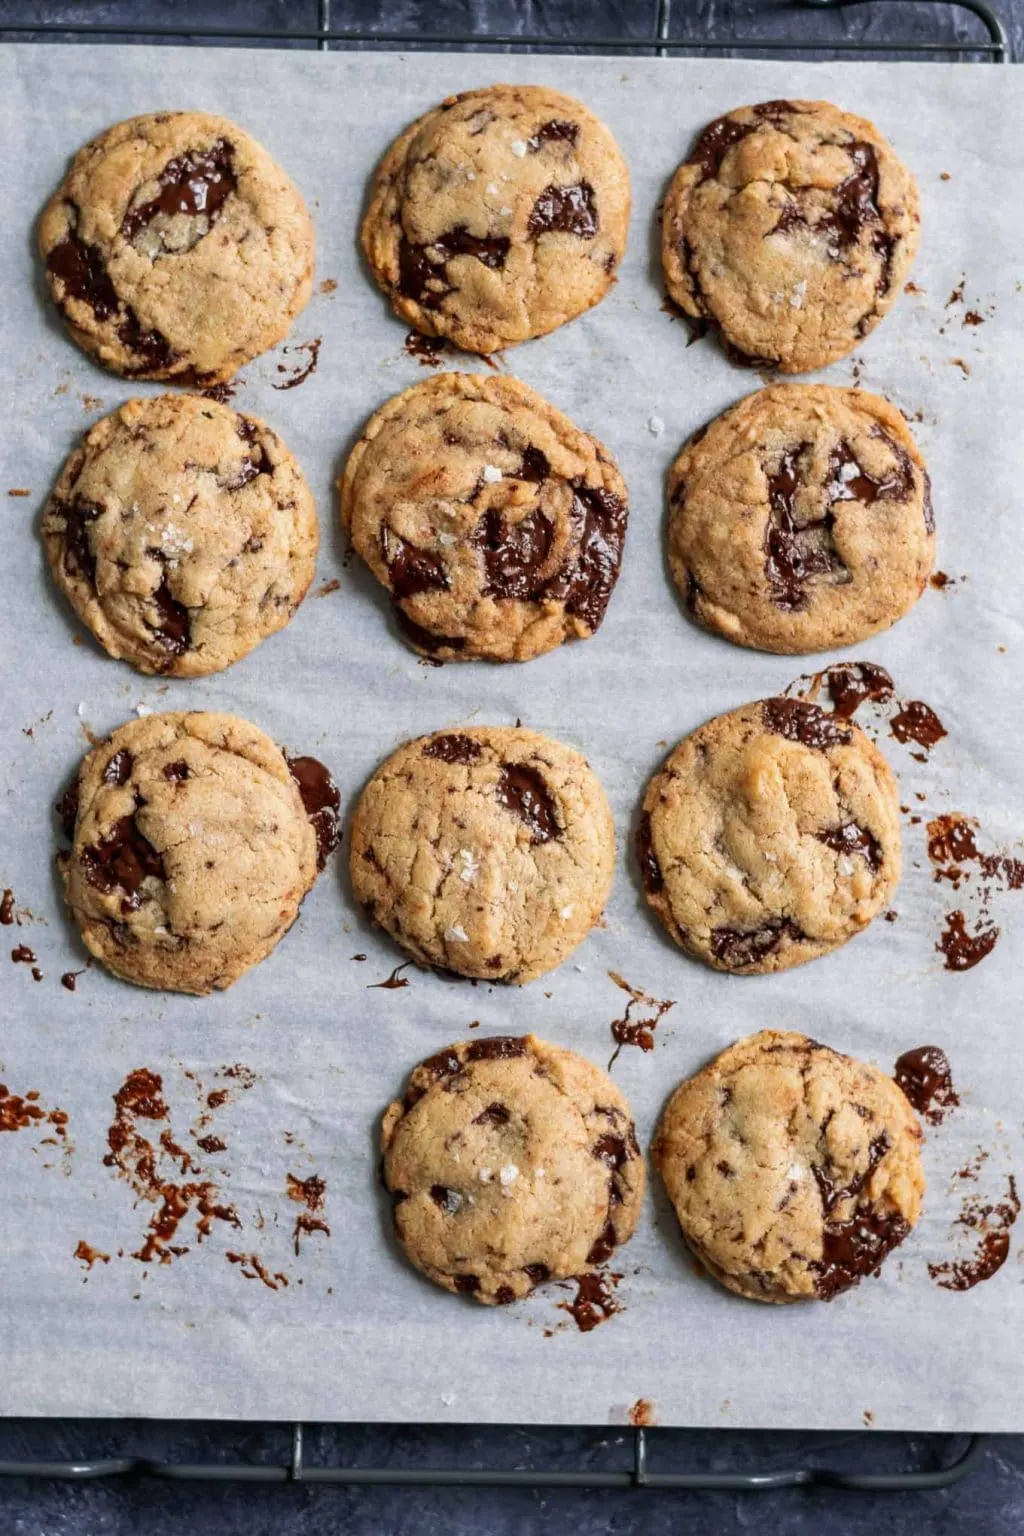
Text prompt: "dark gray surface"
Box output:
[[0, 0, 1020, 1529]]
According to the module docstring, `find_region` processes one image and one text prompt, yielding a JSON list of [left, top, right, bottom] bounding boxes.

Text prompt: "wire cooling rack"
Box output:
[[0, 0, 1007, 1494]]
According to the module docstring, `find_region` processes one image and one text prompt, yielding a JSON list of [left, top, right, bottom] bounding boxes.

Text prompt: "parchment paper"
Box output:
[[1, 45, 1023, 1430]]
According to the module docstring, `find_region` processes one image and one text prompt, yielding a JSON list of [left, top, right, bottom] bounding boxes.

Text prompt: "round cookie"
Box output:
[[652, 1029, 924, 1302], [662, 100, 920, 373], [43, 395, 319, 677], [340, 373, 629, 661], [362, 84, 630, 354], [57, 711, 339, 994], [39, 111, 314, 383], [636, 697, 900, 973], [350, 726, 615, 983], [668, 385, 934, 654], [381, 1034, 645, 1305]]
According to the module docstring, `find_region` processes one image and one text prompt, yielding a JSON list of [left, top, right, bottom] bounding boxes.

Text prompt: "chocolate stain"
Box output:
[[559, 1270, 623, 1332], [226, 1252, 289, 1290], [74, 1240, 110, 1270], [929, 1174, 1020, 1291], [286, 1171, 330, 1255], [606, 971, 675, 1067], [925, 813, 1024, 971], [272, 338, 321, 391], [894, 1046, 959, 1124]]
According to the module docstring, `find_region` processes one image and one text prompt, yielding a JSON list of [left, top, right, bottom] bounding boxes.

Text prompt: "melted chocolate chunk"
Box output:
[[46, 231, 119, 318], [163, 760, 190, 782], [517, 445, 551, 483], [563, 1270, 621, 1331], [527, 183, 598, 239], [495, 764, 559, 843], [57, 782, 80, 841], [937, 911, 998, 972], [823, 662, 894, 720], [61, 500, 103, 586], [222, 443, 271, 490], [527, 120, 579, 151], [813, 1131, 891, 1215], [635, 811, 664, 893], [286, 754, 340, 870], [828, 433, 914, 506], [811, 1208, 910, 1299], [586, 1220, 618, 1266], [465, 1036, 527, 1063], [117, 310, 178, 375], [473, 506, 554, 600], [103, 750, 133, 786], [473, 1102, 510, 1127], [762, 697, 852, 750], [383, 528, 449, 601], [523, 1262, 551, 1284], [121, 139, 236, 245], [592, 1134, 631, 1171], [711, 918, 800, 970], [494, 1285, 516, 1305], [398, 228, 510, 308], [817, 821, 882, 870], [424, 734, 482, 765], [763, 444, 847, 610], [150, 578, 190, 655], [81, 814, 165, 911], [894, 1046, 959, 1125], [453, 1273, 480, 1294], [687, 116, 759, 181], [552, 485, 628, 631], [889, 701, 946, 750]]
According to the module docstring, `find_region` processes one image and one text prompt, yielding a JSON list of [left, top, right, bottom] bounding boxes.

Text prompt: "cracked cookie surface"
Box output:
[[350, 726, 615, 983], [668, 385, 934, 654], [340, 372, 628, 661], [43, 395, 319, 677], [381, 1034, 644, 1304], [662, 99, 919, 373], [40, 111, 314, 383], [58, 711, 337, 994], [653, 1029, 924, 1302], [362, 84, 630, 354], [637, 698, 900, 973]]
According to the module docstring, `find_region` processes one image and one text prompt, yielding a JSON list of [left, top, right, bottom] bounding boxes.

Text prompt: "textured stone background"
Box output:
[[0, 2, 1020, 1530]]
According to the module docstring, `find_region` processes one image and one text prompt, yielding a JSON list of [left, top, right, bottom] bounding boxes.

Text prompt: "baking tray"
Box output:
[[1, 30, 1022, 1472]]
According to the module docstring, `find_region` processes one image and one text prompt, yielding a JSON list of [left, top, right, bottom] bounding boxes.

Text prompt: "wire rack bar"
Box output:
[[0, 0, 1005, 1492]]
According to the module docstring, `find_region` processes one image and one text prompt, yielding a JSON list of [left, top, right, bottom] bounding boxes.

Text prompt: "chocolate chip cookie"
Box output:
[[43, 395, 319, 676], [39, 111, 314, 383], [340, 373, 629, 661], [636, 698, 900, 973], [381, 1034, 645, 1305], [662, 100, 920, 372], [653, 1029, 924, 1302], [668, 385, 934, 654], [58, 711, 338, 994], [362, 84, 630, 355], [350, 726, 615, 983]]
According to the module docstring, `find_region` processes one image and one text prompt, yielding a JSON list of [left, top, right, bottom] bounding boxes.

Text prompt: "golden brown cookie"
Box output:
[[58, 711, 338, 994], [381, 1034, 645, 1304], [636, 698, 901, 973], [350, 726, 615, 984], [662, 100, 920, 372], [668, 385, 934, 654], [39, 111, 314, 383], [339, 372, 628, 661], [362, 84, 630, 354], [43, 395, 318, 676], [653, 1029, 924, 1302]]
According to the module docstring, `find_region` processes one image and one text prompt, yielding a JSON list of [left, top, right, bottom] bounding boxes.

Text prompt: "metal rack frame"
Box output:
[[0, 0, 1007, 1494]]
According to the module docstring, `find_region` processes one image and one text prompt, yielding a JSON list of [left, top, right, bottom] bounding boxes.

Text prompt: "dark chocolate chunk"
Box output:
[[465, 1036, 528, 1063], [822, 662, 894, 720], [61, 500, 103, 586], [80, 814, 165, 911], [57, 782, 80, 841], [761, 698, 852, 750], [495, 764, 558, 843], [827, 433, 914, 506], [549, 484, 628, 632], [813, 1131, 891, 1216], [894, 1045, 959, 1125], [635, 811, 664, 894], [383, 528, 449, 601], [527, 120, 579, 151], [286, 754, 340, 870], [46, 230, 120, 318], [586, 1220, 617, 1266], [523, 1262, 551, 1284], [711, 917, 800, 970], [687, 116, 759, 181], [816, 822, 883, 870], [429, 1184, 461, 1215], [473, 505, 555, 600], [398, 227, 510, 308], [527, 183, 598, 239], [889, 701, 946, 750], [103, 750, 133, 786], [763, 444, 847, 611], [163, 760, 190, 782], [473, 1102, 510, 1127], [121, 139, 235, 246], [424, 734, 482, 765], [494, 1284, 516, 1305], [453, 1273, 480, 1293], [150, 578, 190, 656], [517, 445, 551, 483], [811, 1208, 909, 1300]]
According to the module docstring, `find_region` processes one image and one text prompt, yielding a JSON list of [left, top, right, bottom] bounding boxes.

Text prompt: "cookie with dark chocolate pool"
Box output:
[[350, 726, 615, 983], [362, 84, 630, 354], [43, 395, 318, 676], [668, 385, 934, 653], [340, 373, 629, 661], [58, 711, 338, 994], [636, 698, 901, 973], [653, 1029, 924, 1302], [39, 111, 314, 383], [662, 100, 920, 372], [381, 1034, 645, 1305]]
